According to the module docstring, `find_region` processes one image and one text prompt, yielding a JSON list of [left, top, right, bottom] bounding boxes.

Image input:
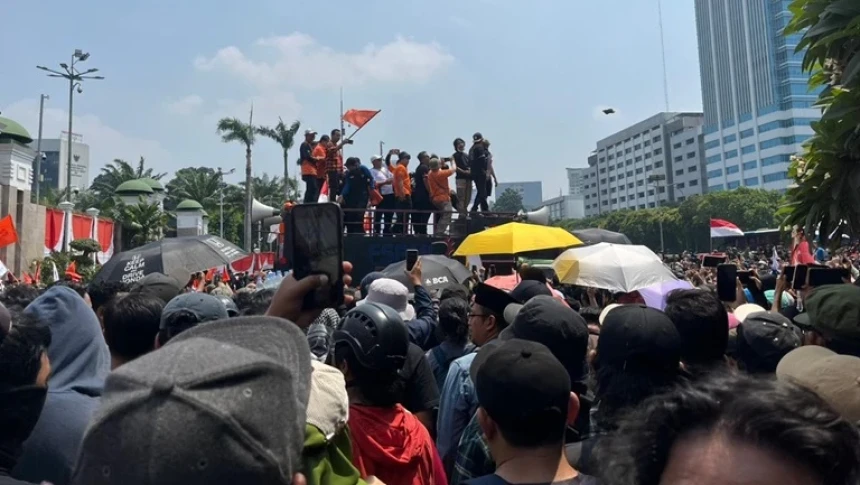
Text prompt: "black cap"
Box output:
[[500, 296, 589, 385], [737, 311, 802, 373], [334, 302, 408, 372], [131, 273, 184, 304], [596, 305, 681, 371], [475, 339, 570, 429], [794, 285, 860, 342], [473, 283, 519, 321], [398, 151, 411, 160], [472, 132, 483, 142], [510, 280, 552, 304]]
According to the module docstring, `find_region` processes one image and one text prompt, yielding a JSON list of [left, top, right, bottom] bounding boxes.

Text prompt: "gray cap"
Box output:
[[72, 316, 312, 485], [160, 293, 229, 331]]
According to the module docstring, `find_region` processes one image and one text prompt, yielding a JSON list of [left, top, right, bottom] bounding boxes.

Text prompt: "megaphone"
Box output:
[[516, 206, 550, 226], [251, 199, 279, 223]]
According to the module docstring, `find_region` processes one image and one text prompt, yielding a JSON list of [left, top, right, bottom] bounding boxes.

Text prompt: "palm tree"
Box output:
[[217, 116, 256, 250], [241, 174, 286, 207], [257, 118, 301, 200], [115, 200, 169, 247], [165, 167, 223, 210]]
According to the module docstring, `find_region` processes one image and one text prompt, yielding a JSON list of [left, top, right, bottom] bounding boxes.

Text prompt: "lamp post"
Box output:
[[647, 174, 667, 253], [34, 94, 49, 203], [218, 167, 236, 238], [37, 50, 104, 202]]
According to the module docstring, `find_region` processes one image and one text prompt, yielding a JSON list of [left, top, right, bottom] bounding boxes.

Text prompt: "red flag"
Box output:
[[221, 266, 230, 281], [65, 261, 76, 275], [710, 218, 744, 238], [342, 109, 380, 129], [205, 267, 216, 282], [0, 215, 18, 248], [22, 273, 33, 285]]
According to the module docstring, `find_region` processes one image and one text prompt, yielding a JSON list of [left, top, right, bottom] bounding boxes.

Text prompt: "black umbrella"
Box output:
[[380, 255, 472, 293], [93, 235, 248, 284], [571, 228, 632, 245]]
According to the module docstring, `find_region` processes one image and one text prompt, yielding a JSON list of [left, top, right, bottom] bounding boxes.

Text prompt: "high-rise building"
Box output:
[[495, 181, 543, 210], [582, 112, 707, 217], [566, 168, 588, 196], [694, 0, 820, 192], [32, 133, 90, 195]]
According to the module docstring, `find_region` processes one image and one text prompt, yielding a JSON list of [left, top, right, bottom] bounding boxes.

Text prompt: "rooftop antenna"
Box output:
[[657, 0, 670, 111]]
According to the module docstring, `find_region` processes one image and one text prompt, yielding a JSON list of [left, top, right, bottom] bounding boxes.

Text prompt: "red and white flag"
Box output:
[[710, 218, 744, 238]]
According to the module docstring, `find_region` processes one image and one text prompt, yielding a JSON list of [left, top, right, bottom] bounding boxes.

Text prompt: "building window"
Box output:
[[677, 182, 685, 189], [610, 198, 617, 204], [626, 159, 633, 166], [602, 201, 608, 206], [710, 184, 725, 192], [723, 134, 737, 143], [727, 181, 740, 189], [745, 177, 760, 186], [726, 165, 739, 174], [618, 173, 625, 179], [689, 179, 698, 186], [673, 142, 682, 149], [601, 190, 607, 195], [648, 190, 655, 196], [686, 138, 695, 145], [678, 196, 685, 202], [625, 148, 632, 154], [674, 155, 683, 162], [645, 153, 652, 159], [741, 145, 756, 154], [688, 165, 697, 172], [654, 148, 663, 155], [627, 183, 634, 189], [636, 168, 644, 174], [687, 152, 696, 159], [725, 149, 738, 159], [708, 168, 723, 178], [707, 154, 722, 165], [740, 128, 754, 139], [634, 144, 642, 150], [743, 160, 758, 171], [675, 169, 684, 176], [608, 154, 615, 160], [627, 171, 633, 176], [620, 196, 626, 202], [638, 192, 645, 198], [611, 187, 617, 193], [654, 161, 664, 168], [762, 154, 790, 167], [635, 156, 643, 162], [609, 176, 616, 182], [644, 140, 651, 147], [763, 172, 788, 183], [637, 180, 644, 186], [704, 140, 720, 150]]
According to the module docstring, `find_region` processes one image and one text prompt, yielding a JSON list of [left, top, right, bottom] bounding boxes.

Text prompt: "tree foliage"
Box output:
[[493, 188, 525, 213], [559, 188, 784, 252], [257, 118, 301, 200], [115, 201, 169, 247], [88, 157, 165, 214], [780, 0, 860, 245], [217, 116, 256, 250]]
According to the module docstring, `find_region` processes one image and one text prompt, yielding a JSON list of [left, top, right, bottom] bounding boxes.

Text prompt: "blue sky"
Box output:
[[1, 0, 703, 199]]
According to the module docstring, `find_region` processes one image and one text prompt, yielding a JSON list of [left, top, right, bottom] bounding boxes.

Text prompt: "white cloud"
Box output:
[[194, 32, 454, 90], [165, 94, 203, 115], [3, 98, 174, 181]]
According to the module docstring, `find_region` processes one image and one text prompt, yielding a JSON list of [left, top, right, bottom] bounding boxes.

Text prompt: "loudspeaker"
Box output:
[[251, 199, 279, 222], [431, 241, 448, 255], [516, 206, 550, 226]]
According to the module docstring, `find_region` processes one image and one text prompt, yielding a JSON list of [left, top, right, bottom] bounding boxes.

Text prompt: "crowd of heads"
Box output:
[[0, 244, 858, 485]]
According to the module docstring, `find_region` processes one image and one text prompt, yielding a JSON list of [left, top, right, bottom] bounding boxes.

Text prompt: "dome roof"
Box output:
[[176, 199, 204, 211], [0, 117, 33, 144], [115, 179, 155, 194], [139, 177, 165, 192]]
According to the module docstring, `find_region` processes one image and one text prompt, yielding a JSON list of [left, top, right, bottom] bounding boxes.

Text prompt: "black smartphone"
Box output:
[[289, 203, 344, 309], [807, 267, 843, 287], [703, 255, 727, 268], [737, 270, 751, 285], [717, 264, 737, 301], [792, 265, 808, 290], [406, 249, 419, 271], [783, 266, 795, 283], [471, 265, 478, 273]]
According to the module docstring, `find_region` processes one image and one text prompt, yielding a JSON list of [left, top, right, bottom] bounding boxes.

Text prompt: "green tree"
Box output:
[[493, 188, 525, 213], [780, 0, 860, 245], [165, 167, 223, 211], [115, 201, 169, 247], [257, 118, 301, 200], [217, 116, 256, 250]]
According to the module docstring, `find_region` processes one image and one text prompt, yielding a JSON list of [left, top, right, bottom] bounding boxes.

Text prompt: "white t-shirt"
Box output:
[[371, 167, 394, 195]]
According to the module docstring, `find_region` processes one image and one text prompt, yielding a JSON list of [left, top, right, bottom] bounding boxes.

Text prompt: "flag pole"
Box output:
[[339, 87, 345, 157]]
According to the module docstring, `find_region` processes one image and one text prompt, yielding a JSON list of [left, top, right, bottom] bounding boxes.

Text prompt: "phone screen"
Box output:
[[783, 266, 795, 283], [703, 255, 726, 268], [807, 267, 844, 287], [406, 250, 419, 271], [290, 203, 344, 308], [716, 264, 737, 302], [737, 270, 751, 285], [792, 265, 808, 290]]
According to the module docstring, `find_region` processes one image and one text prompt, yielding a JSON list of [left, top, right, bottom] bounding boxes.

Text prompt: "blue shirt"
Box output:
[[436, 352, 478, 463], [405, 285, 439, 351], [340, 165, 373, 199]]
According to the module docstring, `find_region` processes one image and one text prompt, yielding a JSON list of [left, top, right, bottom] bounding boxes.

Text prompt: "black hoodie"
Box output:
[[0, 386, 47, 485]]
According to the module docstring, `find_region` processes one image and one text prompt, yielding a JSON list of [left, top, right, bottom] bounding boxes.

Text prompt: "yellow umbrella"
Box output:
[[454, 222, 582, 256]]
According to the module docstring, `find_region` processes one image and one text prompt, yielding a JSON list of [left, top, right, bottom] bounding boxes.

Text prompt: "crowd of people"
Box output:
[[1, 233, 860, 485], [298, 130, 499, 236]]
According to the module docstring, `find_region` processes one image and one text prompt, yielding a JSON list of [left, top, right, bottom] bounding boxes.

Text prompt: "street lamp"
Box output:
[[647, 174, 667, 253], [218, 167, 236, 238], [37, 50, 104, 203]]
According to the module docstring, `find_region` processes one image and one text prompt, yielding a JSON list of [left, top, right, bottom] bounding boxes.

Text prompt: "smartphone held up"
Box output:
[[288, 203, 345, 309]]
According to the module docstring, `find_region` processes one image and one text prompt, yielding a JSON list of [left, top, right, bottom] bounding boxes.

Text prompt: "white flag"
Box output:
[[771, 247, 780, 273], [0, 259, 8, 278], [52, 262, 60, 282]]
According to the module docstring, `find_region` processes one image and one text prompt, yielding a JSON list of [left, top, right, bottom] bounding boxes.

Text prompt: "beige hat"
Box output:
[[733, 303, 767, 324], [777, 346, 860, 424]]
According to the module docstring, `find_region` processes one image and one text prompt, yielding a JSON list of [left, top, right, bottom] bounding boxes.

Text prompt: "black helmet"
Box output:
[[216, 296, 240, 317], [334, 302, 408, 372]]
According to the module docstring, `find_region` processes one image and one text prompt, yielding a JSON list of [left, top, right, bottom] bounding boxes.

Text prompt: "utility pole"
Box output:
[[218, 167, 236, 238], [34, 94, 48, 203], [379, 141, 384, 158]]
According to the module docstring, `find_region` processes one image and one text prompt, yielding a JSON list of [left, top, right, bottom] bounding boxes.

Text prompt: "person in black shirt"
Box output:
[[453, 138, 472, 214], [411, 151, 433, 236], [299, 129, 319, 203], [470, 132, 490, 212], [338, 157, 374, 234]]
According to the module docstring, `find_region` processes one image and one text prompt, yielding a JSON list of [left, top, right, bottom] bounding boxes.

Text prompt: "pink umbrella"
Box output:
[[484, 274, 569, 307]]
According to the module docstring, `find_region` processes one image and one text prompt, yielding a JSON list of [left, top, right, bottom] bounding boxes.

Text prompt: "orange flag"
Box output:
[[342, 109, 381, 129], [0, 215, 18, 248]]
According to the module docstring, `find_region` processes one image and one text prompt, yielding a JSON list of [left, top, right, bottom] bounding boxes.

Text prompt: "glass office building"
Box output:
[[694, 0, 820, 191]]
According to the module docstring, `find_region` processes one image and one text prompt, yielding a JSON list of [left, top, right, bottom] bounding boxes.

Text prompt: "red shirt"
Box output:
[[791, 240, 815, 265]]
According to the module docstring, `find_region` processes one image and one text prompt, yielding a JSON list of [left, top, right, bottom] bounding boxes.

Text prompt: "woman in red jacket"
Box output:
[[333, 302, 447, 485]]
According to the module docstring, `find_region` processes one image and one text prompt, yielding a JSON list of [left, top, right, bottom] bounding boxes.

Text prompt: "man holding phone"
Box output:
[[325, 129, 353, 199]]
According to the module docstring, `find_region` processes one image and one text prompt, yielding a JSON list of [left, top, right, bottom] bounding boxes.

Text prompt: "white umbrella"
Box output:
[[553, 242, 678, 293]]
